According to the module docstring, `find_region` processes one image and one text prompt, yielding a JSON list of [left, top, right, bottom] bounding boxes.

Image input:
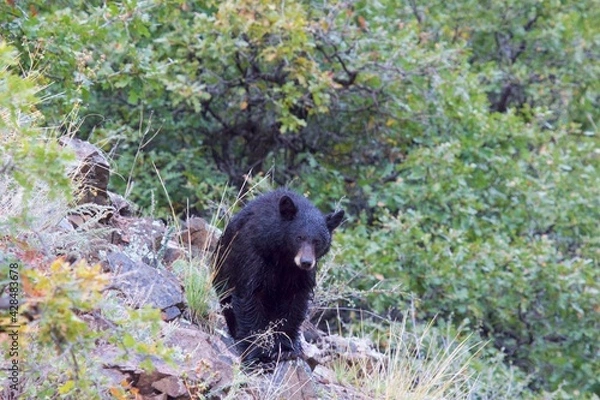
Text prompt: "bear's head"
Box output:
[[279, 194, 344, 271]]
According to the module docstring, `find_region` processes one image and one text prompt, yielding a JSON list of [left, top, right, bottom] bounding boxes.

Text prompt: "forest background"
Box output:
[[1, 0, 598, 398]]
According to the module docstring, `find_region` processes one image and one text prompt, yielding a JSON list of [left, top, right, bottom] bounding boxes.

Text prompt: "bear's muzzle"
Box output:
[[294, 242, 316, 270]]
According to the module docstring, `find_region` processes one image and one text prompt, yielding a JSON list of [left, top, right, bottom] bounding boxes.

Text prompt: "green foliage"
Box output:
[[0, 256, 174, 399], [0, 41, 74, 228], [0, 42, 39, 118], [334, 108, 599, 392], [0, 38, 174, 398], [409, 0, 600, 129], [106, 304, 174, 373], [25, 259, 107, 346], [2, 0, 598, 396]]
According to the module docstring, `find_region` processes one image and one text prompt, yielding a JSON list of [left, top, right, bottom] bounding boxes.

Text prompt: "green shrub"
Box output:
[[333, 107, 599, 393]]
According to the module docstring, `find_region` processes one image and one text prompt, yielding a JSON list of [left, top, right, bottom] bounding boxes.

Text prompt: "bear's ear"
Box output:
[[279, 195, 298, 220], [325, 210, 344, 232]]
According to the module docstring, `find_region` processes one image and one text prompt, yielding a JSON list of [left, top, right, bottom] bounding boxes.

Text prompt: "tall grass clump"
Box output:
[[326, 310, 536, 399]]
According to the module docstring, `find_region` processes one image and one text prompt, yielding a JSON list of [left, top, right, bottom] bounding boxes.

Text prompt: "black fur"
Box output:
[[213, 189, 344, 366]]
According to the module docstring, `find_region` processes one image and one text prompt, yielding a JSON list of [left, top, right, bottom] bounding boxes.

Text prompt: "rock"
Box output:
[[302, 341, 321, 372], [141, 394, 168, 400], [163, 326, 235, 388], [152, 376, 187, 398], [60, 137, 110, 207], [97, 326, 236, 399], [100, 366, 129, 387], [161, 305, 182, 322], [109, 217, 166, 251], [108, 216, 187, 267], [97, 346, 176, 397], [105, 252, 184, 318], [179, 217, 220, 255], [162, 241, 185, 266], [306, 333, 385, 379], [56, 217, 76, 232], [270, 359, 319, 400], [302, 321, 323, 343], [108, 191, 136, 217], [67, 214, 87, 229]]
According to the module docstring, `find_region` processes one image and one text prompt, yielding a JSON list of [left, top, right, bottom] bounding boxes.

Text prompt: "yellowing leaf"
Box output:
[[240, 100, 248, 110], [263, 50, 277, 62], [50, 257, 66, 273], [123, 333, 135, 348], [367, 117, 376, 131], [58, 380, 75, 394], [109, 387, 128, 400]]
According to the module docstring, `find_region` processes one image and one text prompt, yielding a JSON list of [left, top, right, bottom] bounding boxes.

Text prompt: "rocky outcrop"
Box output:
[[46, 138, 383, 400], [97, 327, 234, 399]]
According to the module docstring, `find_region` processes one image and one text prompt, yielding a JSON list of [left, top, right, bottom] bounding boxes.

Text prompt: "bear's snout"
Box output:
[[294, 242, 316, 270]]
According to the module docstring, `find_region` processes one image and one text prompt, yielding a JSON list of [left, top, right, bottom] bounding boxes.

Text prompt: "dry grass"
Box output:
[[326, 313, 483, 400]]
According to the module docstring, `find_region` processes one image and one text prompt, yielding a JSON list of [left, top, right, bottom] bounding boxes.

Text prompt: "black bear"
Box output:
[[213, 189, 344, 366]]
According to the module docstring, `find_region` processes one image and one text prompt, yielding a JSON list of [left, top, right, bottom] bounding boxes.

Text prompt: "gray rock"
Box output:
[[152, 375, 187, 398], [108, 191, 136, 217], [109, 217, 166, 251], [105, 252, 184, 315], [162, 305, 182, 322], [268, 359, 319, 400]]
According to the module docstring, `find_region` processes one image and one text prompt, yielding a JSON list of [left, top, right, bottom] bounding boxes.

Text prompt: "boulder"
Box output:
[[105, 252, 184, 320]]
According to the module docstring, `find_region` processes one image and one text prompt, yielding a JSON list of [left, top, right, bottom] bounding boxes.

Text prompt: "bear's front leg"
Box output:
[[231, 292, 273, 365], [268, 293, 308, 361], [270, 333, 302, 361]]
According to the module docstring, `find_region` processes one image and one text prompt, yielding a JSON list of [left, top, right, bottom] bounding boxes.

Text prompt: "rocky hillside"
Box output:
[[0, 138, 387, 400]]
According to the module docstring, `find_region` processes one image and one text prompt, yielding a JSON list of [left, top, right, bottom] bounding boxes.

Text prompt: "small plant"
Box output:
[[0, 257, 109, 399], [173, 257, 215, 326], [0, 42, 74, 232]]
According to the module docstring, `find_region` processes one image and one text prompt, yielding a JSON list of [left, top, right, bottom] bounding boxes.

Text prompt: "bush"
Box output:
[[333, 108, 599, 393]]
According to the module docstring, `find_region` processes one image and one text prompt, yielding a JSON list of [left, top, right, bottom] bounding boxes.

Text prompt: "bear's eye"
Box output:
[[313, 239, 321, 247], [297, 235, 306, 242]]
